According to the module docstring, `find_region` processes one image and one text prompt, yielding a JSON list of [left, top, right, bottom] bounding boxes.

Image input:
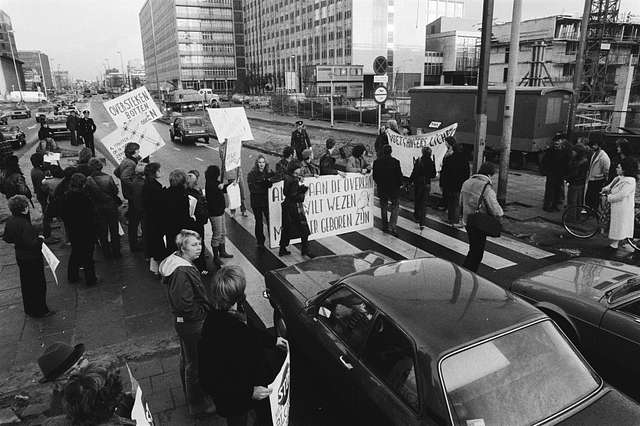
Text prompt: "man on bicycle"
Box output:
[[586, 139, 610, 211]]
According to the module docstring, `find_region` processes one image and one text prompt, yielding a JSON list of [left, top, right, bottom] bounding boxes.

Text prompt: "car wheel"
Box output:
[[274, 309, 288, 338]]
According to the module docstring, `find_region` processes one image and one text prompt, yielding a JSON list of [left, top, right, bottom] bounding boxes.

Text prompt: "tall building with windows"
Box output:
[[0, 10, 25, 97], [138, 0, 245, 95], [243, 0, 468, 97], [18, 50, 53, 92]]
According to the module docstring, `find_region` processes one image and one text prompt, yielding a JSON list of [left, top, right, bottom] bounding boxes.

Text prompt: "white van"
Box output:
[[9, 91, 47, 103]]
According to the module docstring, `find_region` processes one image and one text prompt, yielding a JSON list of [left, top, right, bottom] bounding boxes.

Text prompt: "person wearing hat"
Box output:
[[290, 120, 311, 160], [66, 110, 80, 147], [299, 148, 319, 177], [38, 342, 86, 383], [540, 133, 570, 212], [3, 194, 54, 318], [78, 110, 97, 157]]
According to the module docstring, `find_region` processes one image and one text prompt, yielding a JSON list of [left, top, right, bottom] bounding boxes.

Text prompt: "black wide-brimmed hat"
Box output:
[[38, 342, 85, 383]]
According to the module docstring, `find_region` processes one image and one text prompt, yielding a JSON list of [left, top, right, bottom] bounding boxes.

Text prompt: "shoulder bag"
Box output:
[[467, 182, 501, 237]]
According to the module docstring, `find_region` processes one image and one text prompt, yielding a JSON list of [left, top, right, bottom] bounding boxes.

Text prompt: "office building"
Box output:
[[18, 50, 53, 92], [0, 10, 25, 97], [128, 59, 147, 89], [138, 0, 245, 96], [53, 70, 70, 90], [243, 0, 469, 97], [425, 17, 480, 85]]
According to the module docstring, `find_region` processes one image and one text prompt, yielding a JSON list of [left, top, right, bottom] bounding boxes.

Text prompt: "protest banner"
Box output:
[[126, 363, 154, 426], [41, 243, 59, 286], [386, 123, 458, 177], [268, 173, 374, 248], [269, 345, 290, 426], [101, 120, 165, 164], [207, 107, 254, 143], [226, 182, 241, 210], [104, 87, 162, 128], [224, 136, 242, 171]]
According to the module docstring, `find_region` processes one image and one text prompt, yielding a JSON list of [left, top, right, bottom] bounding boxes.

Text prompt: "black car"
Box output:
[[0, 125, 26, 149], [266, 253, 640, 425], [169, 116, 209, 144], [10, 105, 31, 119]]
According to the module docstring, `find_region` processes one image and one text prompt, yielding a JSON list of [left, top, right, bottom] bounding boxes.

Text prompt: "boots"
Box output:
[[219, 243, 233, 258], [212, 247, 224, 268]]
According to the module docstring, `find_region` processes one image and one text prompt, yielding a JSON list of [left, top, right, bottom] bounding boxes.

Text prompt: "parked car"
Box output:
[[248, 96, 270, 109], [265, 253, 640, 425], [10, 104, 31, 119], [510, 258, 640, 395], [46, 113, 70, 137], [169, 116, 209, 144], [231, 93, 248, 104], [35, 105, 56, 124], [0, 125, 26, 149]]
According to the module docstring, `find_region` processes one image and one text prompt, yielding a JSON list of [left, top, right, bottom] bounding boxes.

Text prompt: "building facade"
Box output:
[[127, 59, 147, 89], [243, 0, 469, 97], [53, 70, 70, 90], [425, 17, 480, 85], [139, 0, 245, 96], [18, 50, 53, 93]]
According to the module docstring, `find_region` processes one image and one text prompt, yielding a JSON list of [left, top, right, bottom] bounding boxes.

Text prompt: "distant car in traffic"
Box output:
[[35, 105, 57, 124], [10, 105, 31, 119], [46, 113, 70, 138], [265, 253, 640, 425], [0, 125, 26, 149], [169, 116, 209, 144], [510, 258, 640, 391]]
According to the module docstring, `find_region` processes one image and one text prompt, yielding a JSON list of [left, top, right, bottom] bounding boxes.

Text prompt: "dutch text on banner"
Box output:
[[225, 136, 242, 171], [101, 120, 165, 164], [386, 123, 458, 177], [268, 344, 290, 426], [41, 243, 59, 286], [207, 107, 254, 143], [268, 174, 374, 248], [104, 87, 162, 128]]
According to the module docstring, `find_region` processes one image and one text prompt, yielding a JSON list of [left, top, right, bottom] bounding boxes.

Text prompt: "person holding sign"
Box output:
[[199, 266, 287, 426], [247, 156, 275, 247], [279, 163, 311, 257], [3, 195, 54, 318], [205, 165, 234, 267]]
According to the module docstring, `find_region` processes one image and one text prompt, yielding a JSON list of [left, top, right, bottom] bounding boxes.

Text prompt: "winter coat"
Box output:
[[164, 186, 196, 249], [374, 133, 389, 158], [199, 308, 277, 417], [346, 156, 370, 173], [588, 149, 611, 182], [128, 174, 145, 215], [114, 157, 138, 199], [605, 176, 636, 240], [319, 151, 339, 175], [3, 214, 43, 261], [566, 158, 589, 187], [159, 253, 211, 323], [142, 178, 166, 260], [439, 152, 470, 192], [290, 129, 311, 156], [410, 156, 436, 185], [281, 174, 310, 239], [247, 167, 274, 208], [3, 171, 32, 199], [373, 156, 403, 199], [299, 160, 319, 177], [540, 147, 570, 178], [78, 117, 96, 137], [461, 174, 504, 226], [205, 180, 230, 217], [65, 115, 78, 131], [186, 187, 209, 228], [38, 126, 54, 140], [86, 172, 120, 213], [60, 190, 96, 242], [30, 167, 46, 200]]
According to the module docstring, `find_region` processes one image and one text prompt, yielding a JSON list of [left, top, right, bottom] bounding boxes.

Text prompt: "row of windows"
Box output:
[[181, 68, 236, 78], [244, 10, 351, 30], [178, 43, 235, 54], [178, 31, 234, 43], [181, 55, 236, 65], [176, 0, 232, 6], [176, 19, 233, 31], [176, 6, 233, 19], [244, 0, 344, 14]]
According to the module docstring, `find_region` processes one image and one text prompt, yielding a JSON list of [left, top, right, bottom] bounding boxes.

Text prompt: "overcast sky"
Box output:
[[2, 0, 639, 81]]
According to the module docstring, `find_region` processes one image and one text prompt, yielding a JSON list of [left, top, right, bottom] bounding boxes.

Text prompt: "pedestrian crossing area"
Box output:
[[202, 204, 558, 329]]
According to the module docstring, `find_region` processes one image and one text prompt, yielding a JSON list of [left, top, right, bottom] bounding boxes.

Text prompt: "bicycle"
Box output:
[[563, 195, 640, 251]]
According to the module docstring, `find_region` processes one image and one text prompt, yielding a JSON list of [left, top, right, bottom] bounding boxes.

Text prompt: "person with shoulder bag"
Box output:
[[460, 162, 504, 272]]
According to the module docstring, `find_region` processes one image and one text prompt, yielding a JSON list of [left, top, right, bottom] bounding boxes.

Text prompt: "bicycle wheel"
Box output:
[[563, 205, 599, 238]]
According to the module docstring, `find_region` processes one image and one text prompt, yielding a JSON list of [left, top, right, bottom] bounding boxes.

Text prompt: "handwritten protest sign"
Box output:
[[207, 107, 254, 143], [104, 87, 161, 128], [225, 136, 242, 171], [268, 174, 374, 248], [41, 243, 59, 286], [269, 345, 290, 426], [101, 120, 165, 163], [386, 123, 458, 177], [126, 363, 154, 426], [226, 182, 241, 210]]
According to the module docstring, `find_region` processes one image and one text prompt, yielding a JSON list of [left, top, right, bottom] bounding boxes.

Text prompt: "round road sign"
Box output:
[[373, 56, 388, 75], [374, 86, 388, 104]]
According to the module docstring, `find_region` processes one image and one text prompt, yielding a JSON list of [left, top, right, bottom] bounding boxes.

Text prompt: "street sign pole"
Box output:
[[378, 104, 381, 129], [330, 71, 334, 127]]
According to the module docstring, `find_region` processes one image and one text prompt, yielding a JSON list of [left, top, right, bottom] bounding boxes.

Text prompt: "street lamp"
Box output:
[[6, 30, 23, 102]]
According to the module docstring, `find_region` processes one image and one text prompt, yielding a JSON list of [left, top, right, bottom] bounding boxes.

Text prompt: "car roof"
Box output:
[[513, 257, 640, 304], [342, 257, 544, 356]]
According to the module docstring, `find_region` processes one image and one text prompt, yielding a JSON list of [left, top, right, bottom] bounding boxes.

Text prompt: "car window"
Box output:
[[363, 316, 419, 412], [616, 298, 640, 318], [317, 286, 375, 352]]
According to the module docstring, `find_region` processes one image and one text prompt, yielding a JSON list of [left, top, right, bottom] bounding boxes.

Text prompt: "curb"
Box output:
[[246, 113, 378, 137]]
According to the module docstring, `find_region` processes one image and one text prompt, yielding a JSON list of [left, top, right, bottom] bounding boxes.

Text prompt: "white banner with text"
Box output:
[[268, 174, 374, 248], [104, 87, 162, 128], [386, 123, 458, 177]]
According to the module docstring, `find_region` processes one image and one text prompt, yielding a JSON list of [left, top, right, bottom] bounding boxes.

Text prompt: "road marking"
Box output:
[[102, 121, 110, 125], [173, 147, 181, 151], [318, 236, 362, 255], [396, 203, 554, 259], [195, 156, 204, 162], [360, 226, 433, 259], [372, 210, 516, 270], [200, 144, 219, 151], [27, 125, 36, 130]]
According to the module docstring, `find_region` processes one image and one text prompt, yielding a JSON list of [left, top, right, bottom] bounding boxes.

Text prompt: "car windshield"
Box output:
[[185, 118, 203, 126], [440, 320, 600, 425]]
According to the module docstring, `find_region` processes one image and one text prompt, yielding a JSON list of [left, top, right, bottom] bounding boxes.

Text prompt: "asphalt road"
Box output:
[[86, 100, 640, 423]]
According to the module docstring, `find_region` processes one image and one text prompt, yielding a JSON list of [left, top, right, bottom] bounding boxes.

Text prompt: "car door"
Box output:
[[305, 285, 377, 409], [352, 315, 423, 426], [599, 296, 640, 377]]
